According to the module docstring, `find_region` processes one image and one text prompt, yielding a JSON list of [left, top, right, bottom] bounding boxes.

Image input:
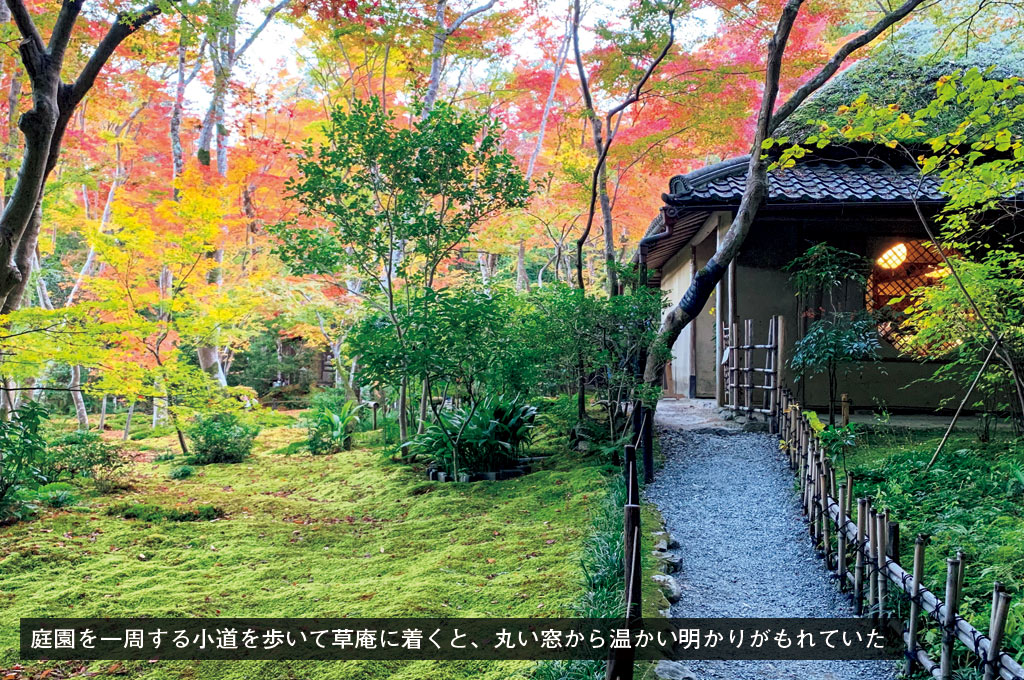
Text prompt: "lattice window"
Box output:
[[865, 240, 948, 353]]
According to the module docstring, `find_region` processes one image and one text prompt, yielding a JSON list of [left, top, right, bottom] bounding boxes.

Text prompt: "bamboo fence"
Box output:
[[610, 316, 1022, 679], [777, 377, 1022, 679]]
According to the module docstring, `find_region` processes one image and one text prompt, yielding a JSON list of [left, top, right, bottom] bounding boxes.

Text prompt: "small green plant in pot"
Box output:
[[307, 400, 363, 455]]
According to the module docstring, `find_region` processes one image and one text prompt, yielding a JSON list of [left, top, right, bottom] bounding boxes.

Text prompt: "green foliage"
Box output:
[[786, 245, 880, 423], [846, 430, 1024, 662], [185, 412, 259, 465], [41, 430, 126, 483], [795, 67, 1024, 426], [169, 465, 195, 480], [34, 482, 78, 508], [106, 502, 225, 522], [153, 453, 176, 463], [790, 313, 882, 376], [532, 479, 626, 680], [783, 243, 867, 295], [230, 328, 317, 398], [352, 284, 541, 401], [408, 395, 537, 476], [273, 98, 531, 285], [0, 402, 49, 515], [306, 398, 362, 455], [903, 255, 1024, 419]]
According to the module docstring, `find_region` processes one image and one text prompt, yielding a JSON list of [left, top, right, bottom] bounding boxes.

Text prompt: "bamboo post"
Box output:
[[905, 535, 927, 677], [790, 403, 799, 468], [641, 406, 654, 485], [875, 511, 888, 622], [744, 319, 754, 415], [868, 507, 878, 619], [776, 315, 785, 425], [837, 482, 847, 587], [624, 444, 636, 491], [821, 461, 831, 564], [984, 584, 1010, 680], [940, 557, 962, 680], [608, 503, 640, 680], [768, 317, 778, 432], [955, 551, 966, 607], [625, 506, 642, 623], [888, 520, 900, 567], [729, 322, 739, 410], [855, 497, 867, 615], [845, 472, 854, 520], [841, 393, 850, 427]]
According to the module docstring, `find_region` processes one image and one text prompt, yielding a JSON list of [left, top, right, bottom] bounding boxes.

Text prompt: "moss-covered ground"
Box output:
[[0, 419, 619, 680], [840, 426, 1024, 668]]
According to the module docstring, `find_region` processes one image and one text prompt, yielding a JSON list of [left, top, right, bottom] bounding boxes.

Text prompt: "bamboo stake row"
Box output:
[[722, 316, 783, 426], [776, 384, 1022, 680]]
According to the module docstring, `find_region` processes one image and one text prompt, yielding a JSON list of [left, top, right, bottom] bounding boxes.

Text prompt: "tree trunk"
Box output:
[[516, 240, 530, 292], [123, 400, 135, 441], [70, 364, 89, 430], [98, 394, 107, 430], [644, 0, 927, 384], [398, 377, 409, 455]]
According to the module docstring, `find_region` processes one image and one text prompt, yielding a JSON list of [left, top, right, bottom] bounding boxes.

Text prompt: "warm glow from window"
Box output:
[[877, 243, 908, 269]]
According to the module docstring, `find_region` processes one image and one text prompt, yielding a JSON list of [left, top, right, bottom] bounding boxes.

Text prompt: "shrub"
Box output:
[[106, 502, 224, 522], [409, 395, 536, 476], [35, 482, 78, 508], [0, 402, 49, 517], [169, 465, 194, 480], [42, 431, 126, 482], [153, 453, 176, 463], [185, 413, 259, 465], [306, 398, 362, 455]]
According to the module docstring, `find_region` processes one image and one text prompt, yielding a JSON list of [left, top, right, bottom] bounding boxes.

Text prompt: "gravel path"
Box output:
[[644, 428, 898, 680]]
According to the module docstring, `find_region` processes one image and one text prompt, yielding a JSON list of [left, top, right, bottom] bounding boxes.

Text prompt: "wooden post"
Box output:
[[775, 314, 785, 428], [855, 497, 867, 615], [940, 557, 962, 680], [955, 551, 966, 607], [887, 520, 901, 567], [819, 458, 827, 565], [837, 482, 847, 588], [984, 584, 1010, 680], [608, 502, 641, 680], [845, 472, 854, 520], [905, 534, 927, 677], [744, 319, 754, 416], [624, 446, 637, 501], [372, 402, 379, 430], [875, 511, 888, 622], [868, 506, 878, 619], [729, 322, 739, 410], [641, 406, 654, 485], [689, 245, 698, 399], [841, 393, 850, 427], [624, 504, 642, 623]]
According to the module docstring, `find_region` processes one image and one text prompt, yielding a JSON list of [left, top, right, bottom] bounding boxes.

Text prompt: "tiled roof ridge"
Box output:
[[662, 151, 943, 206]]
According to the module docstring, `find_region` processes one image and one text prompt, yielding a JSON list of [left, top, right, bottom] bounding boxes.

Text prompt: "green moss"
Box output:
[[0, 423, 613, 680], [838, 427, 1024, 664]]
